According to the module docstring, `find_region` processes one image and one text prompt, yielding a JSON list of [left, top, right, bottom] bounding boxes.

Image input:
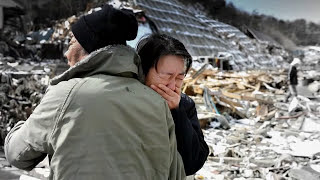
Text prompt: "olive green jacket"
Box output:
[[5, 45, 186, 180]]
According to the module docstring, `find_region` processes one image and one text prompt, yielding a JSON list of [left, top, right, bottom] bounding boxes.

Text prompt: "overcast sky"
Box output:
[[226, 0, 320, 23]]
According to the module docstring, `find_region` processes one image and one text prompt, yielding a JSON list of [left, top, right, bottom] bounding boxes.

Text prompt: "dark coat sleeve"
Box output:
[[170, 93, 209, 175]]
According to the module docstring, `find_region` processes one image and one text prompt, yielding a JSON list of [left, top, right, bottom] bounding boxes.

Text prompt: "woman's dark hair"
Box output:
[[136, 33, 192, 76]]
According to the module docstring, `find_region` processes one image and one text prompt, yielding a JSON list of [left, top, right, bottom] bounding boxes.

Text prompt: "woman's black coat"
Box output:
[[170, 93, 209, 175]]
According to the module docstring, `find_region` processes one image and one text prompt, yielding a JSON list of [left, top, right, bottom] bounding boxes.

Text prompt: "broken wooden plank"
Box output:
[[221, 90, 273, 104], [256, 104, 269, 117], [208, 157, 276, 167], [276, 111, 306, 120]]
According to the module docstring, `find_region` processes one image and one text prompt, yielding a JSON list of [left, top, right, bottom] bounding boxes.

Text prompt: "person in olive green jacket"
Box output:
[[4, 4, 185, 180]]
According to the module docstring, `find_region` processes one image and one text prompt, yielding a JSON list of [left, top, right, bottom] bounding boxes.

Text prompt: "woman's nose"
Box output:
[[167, 79, 176, 91]]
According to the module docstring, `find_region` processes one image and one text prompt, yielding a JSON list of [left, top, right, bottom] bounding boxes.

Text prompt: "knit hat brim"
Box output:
[[71, 16, 95, 53]]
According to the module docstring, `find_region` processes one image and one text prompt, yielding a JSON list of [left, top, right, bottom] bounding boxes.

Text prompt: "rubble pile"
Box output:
[[0, 50, 69, 145], [0, 11, 75, 146], [0, 72, 48, 145], [0, 5, 84, 61], [233, 40, 290, 71], [0, 24, 66, 61], [301, 46, 320, 71], [182, 63, 320, 179], [183, 63, 287, 122], [0, 1, 83, 61]]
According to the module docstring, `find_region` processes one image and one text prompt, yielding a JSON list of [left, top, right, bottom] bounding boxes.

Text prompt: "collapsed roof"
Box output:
[[246, 27, 279, 46]]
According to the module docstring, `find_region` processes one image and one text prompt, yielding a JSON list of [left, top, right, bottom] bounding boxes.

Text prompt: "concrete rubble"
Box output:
[[183, 60, 320, 179], [0, 71, 49, 144]]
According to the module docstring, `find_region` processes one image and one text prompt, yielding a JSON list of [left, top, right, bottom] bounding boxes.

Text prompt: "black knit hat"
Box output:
[[71, 4, 138, 53]]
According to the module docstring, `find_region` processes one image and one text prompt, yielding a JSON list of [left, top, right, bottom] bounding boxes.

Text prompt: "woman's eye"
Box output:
[[177, 75, 184, 80], [159, 74, 171, 79]]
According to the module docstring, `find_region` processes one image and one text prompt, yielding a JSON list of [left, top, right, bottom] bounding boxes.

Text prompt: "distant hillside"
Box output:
[[180, 0, 320, 48]]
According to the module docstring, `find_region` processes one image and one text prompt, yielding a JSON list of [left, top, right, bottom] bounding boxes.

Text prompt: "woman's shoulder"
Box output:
[[180, 93, 195, 108]]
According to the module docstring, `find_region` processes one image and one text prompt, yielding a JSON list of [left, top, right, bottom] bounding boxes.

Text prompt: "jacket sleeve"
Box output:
[[4, 83, 73, 171], [166, 102, 186, 180], [170, 94, 209, 175]]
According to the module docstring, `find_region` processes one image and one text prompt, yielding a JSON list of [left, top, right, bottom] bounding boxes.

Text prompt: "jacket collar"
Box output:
[[51, 45, 144, 85]]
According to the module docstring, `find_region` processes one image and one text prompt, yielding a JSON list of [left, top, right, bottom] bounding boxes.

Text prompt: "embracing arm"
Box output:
[[5, 120, 48, 171]]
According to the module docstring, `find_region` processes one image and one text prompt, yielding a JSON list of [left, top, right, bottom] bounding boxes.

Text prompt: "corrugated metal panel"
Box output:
[[135, 0, 231, 57], [196, 15, 287, 69], [196, 15, 255, 51]]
